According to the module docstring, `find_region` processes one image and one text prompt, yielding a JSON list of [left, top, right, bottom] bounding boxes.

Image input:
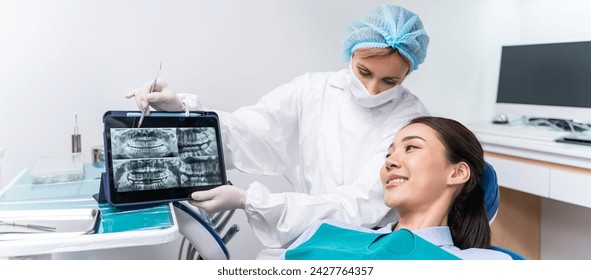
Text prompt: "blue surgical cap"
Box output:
[[342, 5, 430, 72]]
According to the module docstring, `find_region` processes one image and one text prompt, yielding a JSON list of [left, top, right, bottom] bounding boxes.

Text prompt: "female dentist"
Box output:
[[126, 4, 430, 258]]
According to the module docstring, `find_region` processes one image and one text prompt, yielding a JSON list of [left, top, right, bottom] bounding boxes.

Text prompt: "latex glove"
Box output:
[[125, 79, 185, 112], [189, 185, 247, 215]]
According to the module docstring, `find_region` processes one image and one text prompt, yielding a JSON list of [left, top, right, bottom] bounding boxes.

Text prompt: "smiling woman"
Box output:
[[382, 116, 491, 250], [282, 116, 512, 260]]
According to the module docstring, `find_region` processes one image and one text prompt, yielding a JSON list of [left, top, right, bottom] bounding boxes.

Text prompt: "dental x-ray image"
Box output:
[[113, 158, 180, 192], [177, 127, 222, 187], [109, 127, 223, 192], [111, 128, 178, 159]]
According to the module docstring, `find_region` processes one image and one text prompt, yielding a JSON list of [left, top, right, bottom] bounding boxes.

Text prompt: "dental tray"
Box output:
[[30, 153, 85, 184], [0, 208, 100, 241]]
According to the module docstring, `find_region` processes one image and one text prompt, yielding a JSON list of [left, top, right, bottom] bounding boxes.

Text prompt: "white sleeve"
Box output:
[[179, 77, 300, 174], [178, 93, 206, 111], [244, 152, 393, 248], [213, 80, 301, 174]]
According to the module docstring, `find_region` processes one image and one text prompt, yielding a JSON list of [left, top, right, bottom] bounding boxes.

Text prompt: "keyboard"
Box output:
[[467, 122, 591, 169], [467, 122, 570, 142], [556, 135, 591, 146]]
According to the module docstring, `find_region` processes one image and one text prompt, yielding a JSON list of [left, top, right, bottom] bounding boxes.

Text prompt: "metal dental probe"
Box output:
[[0, 220, 57, 232], [138, 62, 162, 128]]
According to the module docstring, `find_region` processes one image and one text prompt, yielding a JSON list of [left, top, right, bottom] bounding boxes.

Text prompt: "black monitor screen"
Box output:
[[496, 41, 591, 108]]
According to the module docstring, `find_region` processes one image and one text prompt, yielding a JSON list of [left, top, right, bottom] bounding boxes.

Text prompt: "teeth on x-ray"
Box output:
[[111, 128, 178, 159], [113, 158, 179, 192], [110, 126, 223, 192], [177, 127, 217, 159], [177, 128, 222, 187]]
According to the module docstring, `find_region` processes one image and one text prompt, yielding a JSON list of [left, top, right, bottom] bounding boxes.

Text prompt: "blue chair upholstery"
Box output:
[[490, 245, 528, 260], [482, 163, 527, 260], [481, 162, 500, 222]]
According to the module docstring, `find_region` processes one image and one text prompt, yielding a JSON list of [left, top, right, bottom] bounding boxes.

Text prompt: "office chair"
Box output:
[[482, 162, 528, 260], [172, 201, 239, 260]]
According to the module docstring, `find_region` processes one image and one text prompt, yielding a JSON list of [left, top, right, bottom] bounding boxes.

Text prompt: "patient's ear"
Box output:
[[448, 162, 470, 185]]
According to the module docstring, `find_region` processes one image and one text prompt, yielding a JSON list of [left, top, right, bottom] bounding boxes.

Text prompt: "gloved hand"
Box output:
[[125, 79, 186, 112], [189, 185, 247, 215]]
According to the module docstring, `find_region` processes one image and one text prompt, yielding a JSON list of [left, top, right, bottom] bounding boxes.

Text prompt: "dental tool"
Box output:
[[138, 62, 162, 128], [0, 220, 57, 232], [72, 113, 81, 153]]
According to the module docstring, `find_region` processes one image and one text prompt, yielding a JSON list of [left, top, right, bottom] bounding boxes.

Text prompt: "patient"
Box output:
[[282, 116, 511, 260]]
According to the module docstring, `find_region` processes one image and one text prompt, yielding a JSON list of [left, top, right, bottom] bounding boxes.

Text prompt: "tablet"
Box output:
[[103, 111, 227, 207]]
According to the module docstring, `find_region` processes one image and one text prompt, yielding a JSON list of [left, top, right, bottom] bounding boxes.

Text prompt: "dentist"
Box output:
[[126, 4, 430, 257]]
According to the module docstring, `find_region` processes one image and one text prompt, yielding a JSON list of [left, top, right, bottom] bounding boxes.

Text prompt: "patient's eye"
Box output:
[[385, 153, 391, 159], [405, 145, 417, 152]]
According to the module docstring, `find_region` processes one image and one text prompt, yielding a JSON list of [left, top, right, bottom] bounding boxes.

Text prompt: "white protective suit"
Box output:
[[180, 68, 429, 251]]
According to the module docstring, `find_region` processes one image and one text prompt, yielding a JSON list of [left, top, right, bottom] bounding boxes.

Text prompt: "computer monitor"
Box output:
[[495, 40, 591, 123]]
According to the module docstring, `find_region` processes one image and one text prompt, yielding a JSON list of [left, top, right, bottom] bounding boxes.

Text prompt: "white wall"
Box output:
[[521, 0, 591, 44], [405, 0, 521, 124], [3, 0, 589, 260]]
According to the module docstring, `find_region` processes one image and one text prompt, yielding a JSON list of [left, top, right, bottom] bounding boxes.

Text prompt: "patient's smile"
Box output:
[[385, 174, 408, 187], [388, 178, 407, 185]]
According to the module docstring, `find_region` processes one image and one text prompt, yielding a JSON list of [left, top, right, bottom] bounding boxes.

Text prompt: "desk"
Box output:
[[0, 165, 179, 259], [469, 122, 591, 205], [469, 122, 591, 259]]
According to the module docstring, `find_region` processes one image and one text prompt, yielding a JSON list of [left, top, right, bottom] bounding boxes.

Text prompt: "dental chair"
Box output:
[[482, 162, 527, 260], [172, 201, 239, 260]]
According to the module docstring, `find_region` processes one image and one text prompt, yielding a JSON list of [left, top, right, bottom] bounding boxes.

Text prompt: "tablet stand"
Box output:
[[92, 172, 108, 203]]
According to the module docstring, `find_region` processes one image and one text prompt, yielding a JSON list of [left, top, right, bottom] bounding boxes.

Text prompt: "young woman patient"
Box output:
[[282, 116, 511, 260]]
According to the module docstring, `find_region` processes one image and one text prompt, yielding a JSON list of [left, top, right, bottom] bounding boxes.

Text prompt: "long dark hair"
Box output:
[[406, 116, 490, 249]]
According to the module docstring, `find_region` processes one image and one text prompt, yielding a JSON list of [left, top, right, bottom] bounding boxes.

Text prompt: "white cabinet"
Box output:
[[485, 155, 550, 198], [550, 169, 591, 208], [486, 153, 591, 208]]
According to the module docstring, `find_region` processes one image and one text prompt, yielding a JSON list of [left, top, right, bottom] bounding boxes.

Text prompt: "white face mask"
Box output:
[[346, 63, 403, 108]]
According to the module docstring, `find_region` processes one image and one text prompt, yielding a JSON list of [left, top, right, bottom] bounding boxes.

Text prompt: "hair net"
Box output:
[[342, 5, 430, 72]]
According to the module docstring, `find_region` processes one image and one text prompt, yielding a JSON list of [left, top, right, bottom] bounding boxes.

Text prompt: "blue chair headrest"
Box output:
[[480, 162, 500, 222]]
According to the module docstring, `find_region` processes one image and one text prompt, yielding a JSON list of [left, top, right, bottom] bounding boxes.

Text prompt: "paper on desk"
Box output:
[[0, 208, 99, 241]]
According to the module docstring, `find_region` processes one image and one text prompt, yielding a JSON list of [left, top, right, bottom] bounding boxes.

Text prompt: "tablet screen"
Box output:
[[103, 112, 227, 207]]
